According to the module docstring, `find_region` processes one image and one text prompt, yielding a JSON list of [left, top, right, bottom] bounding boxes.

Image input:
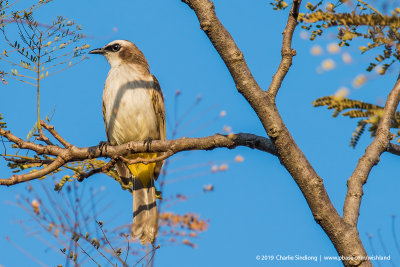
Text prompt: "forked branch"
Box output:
[[181, 0, 374, 266]]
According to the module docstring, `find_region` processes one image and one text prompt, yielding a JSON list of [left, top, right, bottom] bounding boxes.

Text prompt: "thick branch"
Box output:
[[0, 129, 276, 186], [343, 78, 400, 226], [182, 0, 371, 266]]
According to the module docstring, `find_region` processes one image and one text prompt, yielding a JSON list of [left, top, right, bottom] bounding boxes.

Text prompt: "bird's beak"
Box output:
[[89, 48, 105, 55]]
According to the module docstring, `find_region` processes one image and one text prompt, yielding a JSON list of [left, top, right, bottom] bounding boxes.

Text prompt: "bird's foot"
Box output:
[[98, 141, 108, 155], [143, 137, 153, 152]]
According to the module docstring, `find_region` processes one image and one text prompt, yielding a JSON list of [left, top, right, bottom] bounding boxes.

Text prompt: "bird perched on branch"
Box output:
[[89, 40, 166, 244]]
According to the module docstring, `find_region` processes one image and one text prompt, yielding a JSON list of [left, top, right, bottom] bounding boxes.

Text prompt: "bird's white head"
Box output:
[[89, 40, 149, 71]]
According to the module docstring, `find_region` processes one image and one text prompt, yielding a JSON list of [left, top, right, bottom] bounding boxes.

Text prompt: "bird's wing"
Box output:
[[102, 100, 111, 142], [151, 75, 166, 141], [151, 75, 166, 180]]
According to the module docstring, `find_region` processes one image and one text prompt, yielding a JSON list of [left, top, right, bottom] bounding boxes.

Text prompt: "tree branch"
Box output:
[[181, 0, 372, 266], [387, 142, 400, 156], [343, 78, 400, 226], [41, 120, 72, 148], [0, 155, 67, 185], [76, 158, 117, 182], [120, 151, 174, 165], [267, 0, 300, 99], [0, 127, 276, 186]]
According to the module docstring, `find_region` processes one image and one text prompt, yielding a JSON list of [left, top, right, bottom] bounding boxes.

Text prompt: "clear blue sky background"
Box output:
[[0, 0, 399, 266]]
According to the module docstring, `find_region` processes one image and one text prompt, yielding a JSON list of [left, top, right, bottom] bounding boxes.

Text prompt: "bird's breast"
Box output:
[[103, 67, 159, 145]]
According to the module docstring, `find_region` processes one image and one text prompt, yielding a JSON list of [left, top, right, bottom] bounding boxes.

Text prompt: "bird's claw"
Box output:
[[98, 141, 108, 155], [143, 137, 153, 152]]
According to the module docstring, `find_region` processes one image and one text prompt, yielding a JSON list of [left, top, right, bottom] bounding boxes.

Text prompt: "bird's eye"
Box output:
[[105, 44, 121, 52], [111, 44, 121, 52]]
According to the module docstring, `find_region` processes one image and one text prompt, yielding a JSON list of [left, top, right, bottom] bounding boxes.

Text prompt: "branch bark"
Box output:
[[387, 142, 400, 156], [0, 127, 276, 186], [267, 0, 300, 99], [181, 0, 372, 266], [343, 78, 400, 226]]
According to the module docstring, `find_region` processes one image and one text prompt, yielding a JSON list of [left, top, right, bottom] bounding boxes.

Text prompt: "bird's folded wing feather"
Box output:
[[151, 75, 166, 179]]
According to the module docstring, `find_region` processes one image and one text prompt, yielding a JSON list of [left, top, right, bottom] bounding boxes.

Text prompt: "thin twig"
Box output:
[[41, 120, 71, 148], [133, 245, 160, 267], [357, 0, 383, 17], [76, 242, 102, 267], [120, 151, 173, 165]]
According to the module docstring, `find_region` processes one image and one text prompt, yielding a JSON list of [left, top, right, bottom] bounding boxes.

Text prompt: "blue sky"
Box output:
[[0, 0, 399, 266]]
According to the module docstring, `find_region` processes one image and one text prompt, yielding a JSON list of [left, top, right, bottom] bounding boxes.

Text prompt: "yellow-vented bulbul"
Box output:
[[90, 40, 166, 244]]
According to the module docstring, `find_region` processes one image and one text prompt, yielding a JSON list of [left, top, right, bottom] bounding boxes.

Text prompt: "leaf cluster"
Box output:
[[298, 0, 400, 75], [1, 13, 89, 87], [313, 95, 400, 147], [270, 0, 289, 11]]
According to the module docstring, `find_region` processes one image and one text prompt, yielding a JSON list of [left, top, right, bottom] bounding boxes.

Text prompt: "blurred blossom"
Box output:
[[234, 155, 244, 162], [112, 27, 118, 32], [219, 164, 228, 171], [211, 165, 218, 172], [31, 199, 40, 215], [175, 90, 181, 96], [327, 43, 340, 54], [223, 125, 232, 132], [219, 110, 227, 117], [203, 184, 214, 192], [375, 65, 384, 75], [310, 45, 323, 56], [335, 87, 349, 98], [300, 30, 309, 40], [183, 239, 197, 248], [352, 74, 367, 89], [326, 3, 335, 12], [321, 59, 336, 71], [342, 52, 352, 64]]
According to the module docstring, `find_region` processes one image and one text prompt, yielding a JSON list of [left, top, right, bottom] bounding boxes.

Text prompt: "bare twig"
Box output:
[[41, 121, 72, 148], [267, 0, 301, 99], [120, 151, 174, 165], [76, 159, 116, 182], [133, 245, 160, 267], [76, 243, 102, 267], [6, 236, 49, 267]]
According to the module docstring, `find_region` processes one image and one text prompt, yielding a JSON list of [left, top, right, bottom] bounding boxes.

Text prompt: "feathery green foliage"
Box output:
[[270, 0, 289, 11], [313, 95, 400, 147], [0, 113, 6, 129], [298, 0, 400, 75]]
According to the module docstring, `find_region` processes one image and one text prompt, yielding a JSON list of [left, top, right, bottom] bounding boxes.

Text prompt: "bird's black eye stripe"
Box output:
[[105, 44, 121, 52]]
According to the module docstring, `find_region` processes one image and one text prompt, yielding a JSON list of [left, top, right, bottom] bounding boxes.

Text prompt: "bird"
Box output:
[[89, 40, 166, 244]]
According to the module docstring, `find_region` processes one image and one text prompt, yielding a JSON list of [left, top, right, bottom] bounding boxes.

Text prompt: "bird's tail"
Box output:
[[128, 153, 159, 244], [131, 177, 158, 244]]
